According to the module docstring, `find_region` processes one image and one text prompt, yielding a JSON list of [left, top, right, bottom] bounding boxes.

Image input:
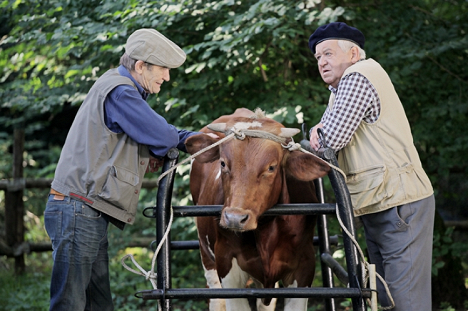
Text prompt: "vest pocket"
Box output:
[[398, 163, 429, 201], [99, 165, 140, 210], [346, 165, 390, 209]]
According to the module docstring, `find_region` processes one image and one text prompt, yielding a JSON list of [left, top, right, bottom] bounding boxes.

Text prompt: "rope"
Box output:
[[120, 206, 173, 290], [119, 125, 367, 310], [281, 139, 347, 181], [120, 132, 239, 295], [335, 207, 395, 310]]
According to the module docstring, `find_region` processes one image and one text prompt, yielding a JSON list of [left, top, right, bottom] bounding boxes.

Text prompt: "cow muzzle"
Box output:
[[220, 207, 256, 231]]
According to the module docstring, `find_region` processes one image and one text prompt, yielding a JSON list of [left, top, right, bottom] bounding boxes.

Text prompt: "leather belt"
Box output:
[[50, 188, 66, 200]]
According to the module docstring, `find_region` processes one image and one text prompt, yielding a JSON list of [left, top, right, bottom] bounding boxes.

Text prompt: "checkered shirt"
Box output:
[[319, 72, 381, 151]]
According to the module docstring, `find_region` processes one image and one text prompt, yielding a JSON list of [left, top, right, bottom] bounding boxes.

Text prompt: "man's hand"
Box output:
[[309, 123, 324, 151], [146, 156, 164, 173]]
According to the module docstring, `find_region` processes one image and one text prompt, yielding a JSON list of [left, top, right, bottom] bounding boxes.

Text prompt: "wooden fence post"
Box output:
[[4, 127, 25, 274]]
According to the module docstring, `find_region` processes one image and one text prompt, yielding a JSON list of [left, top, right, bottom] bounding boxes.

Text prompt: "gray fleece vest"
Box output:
[[52, 69, 150, 226]]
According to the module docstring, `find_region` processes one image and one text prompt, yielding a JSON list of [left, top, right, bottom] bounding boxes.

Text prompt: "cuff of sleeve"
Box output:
[[149, 150, 164, 160], [308, 126, 314, 140]]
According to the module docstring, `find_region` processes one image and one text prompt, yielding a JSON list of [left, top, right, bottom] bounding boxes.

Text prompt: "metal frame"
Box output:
[[138, 145, 368, 310]]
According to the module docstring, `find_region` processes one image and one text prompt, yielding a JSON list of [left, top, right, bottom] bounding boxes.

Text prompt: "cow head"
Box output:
[[186, 116, 330, 232]]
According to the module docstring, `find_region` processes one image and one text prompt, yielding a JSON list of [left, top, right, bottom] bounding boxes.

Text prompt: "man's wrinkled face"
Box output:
[[138, 63, 170, 94], [314, 40, 354, 88]]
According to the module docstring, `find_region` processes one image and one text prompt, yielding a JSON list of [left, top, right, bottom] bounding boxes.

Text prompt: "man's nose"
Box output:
[[164, 70, 170, 81], [318, 57, 326, 67]]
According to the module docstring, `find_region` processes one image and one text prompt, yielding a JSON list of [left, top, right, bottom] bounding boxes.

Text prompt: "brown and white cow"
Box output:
[[185, 108, 330, 311]]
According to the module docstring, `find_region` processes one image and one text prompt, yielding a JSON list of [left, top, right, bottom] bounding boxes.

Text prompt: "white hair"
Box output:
[[338, 40, 366, 60]]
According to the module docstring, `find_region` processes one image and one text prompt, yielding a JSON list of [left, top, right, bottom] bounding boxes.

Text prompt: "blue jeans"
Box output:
[[44, 195, 113, 311]]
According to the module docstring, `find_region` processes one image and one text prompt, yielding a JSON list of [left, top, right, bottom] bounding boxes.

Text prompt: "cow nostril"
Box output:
[[240, 214, 249, 224], [224, 211, 250, 227]]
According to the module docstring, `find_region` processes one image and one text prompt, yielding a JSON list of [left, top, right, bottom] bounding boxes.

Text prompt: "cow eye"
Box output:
[[268, 165, 275, 172], [220, 161, 226, 168]]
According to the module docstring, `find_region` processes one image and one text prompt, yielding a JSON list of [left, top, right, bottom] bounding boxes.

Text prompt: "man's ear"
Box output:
[[134, 60, 145, 74], [351, 46, 360, 64]]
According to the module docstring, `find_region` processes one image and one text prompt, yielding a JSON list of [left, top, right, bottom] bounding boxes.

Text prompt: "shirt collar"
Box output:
[[328, 59, 366, 95], [118, 65, 149, 100]]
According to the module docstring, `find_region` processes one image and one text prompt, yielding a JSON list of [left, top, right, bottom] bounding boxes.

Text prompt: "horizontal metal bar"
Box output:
[[168, 235, 340, 251], [167, 203, 337, 217], [170, 240, 200, 250], [137, 287, 371, 300]]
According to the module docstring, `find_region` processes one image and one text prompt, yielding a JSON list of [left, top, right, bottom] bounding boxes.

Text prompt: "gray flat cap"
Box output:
[[125, 28, 186, 68]]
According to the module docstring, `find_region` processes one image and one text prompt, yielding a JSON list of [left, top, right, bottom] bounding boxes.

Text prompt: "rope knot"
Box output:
[[231, 127, 246, 140], [146, 271, 157, 281], [281, 140, 301, 151]]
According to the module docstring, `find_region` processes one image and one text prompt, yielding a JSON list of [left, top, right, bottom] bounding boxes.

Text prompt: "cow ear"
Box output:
[[283, 151, 330, 181], [185, 134, 220, 163]]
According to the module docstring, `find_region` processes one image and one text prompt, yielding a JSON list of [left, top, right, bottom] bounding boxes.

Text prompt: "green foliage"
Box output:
[[1, 0, 468, 309], [432, 226, 468, 276], [0, 253, 51, 310]]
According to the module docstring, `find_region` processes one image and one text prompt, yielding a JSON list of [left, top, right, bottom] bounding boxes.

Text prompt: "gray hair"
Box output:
[[119, 53, 153, 72], [338, 40, 366, 60]]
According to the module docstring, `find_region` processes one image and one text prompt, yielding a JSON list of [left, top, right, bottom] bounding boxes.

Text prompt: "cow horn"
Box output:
[[279, 128, 300, 138], [207, 123, 227, 133]]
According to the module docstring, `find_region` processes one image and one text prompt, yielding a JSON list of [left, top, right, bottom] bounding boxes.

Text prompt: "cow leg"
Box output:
[[203, 266, 226, 311], [283, 281, 308, 311], [221, 258, 251, 311], [197, 217, 226, 311], [254, 281, 278, 311], [284, 297, 308, 311]]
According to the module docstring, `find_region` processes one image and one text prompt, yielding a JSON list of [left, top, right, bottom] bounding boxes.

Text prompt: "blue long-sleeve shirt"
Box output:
[[103, 66, 198, 158]]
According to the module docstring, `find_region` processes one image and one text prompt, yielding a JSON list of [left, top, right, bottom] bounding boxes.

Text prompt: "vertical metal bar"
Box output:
[[321, 148, 365, 311], [155, 148, 179, 311], [314, 177, 337, 311]]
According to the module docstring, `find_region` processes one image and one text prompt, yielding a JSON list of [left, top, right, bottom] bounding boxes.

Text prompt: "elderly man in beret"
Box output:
[[44, 29, 213, 310], [308, 22, 435, 310]]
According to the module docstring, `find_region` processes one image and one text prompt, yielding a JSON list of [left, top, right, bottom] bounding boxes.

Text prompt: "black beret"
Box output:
[[308, 22, 365, 54]]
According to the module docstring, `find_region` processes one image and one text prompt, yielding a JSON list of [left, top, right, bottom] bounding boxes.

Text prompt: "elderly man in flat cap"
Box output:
[[308, 22, 435, 310], [44, 29, 213, 311]]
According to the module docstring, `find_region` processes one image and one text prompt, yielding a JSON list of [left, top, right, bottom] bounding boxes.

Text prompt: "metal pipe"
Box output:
[[321, 253, 349, 285], [314, 177, 337, 311], [167, 235, 339, 251], [319, 147, 366, 311], [155, 148, 179, 311], [170, 203, 337, 217], [137, 287, 372, 300]]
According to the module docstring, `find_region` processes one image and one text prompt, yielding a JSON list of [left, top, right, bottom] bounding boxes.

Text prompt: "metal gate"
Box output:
[[135, 138, 371, 310]]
